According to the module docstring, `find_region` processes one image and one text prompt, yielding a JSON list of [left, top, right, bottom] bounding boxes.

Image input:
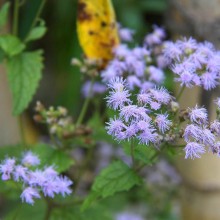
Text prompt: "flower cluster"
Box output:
[[101, 26, 167, 91], [106, 77, 174, 146], [183, 102, 220, 159], [163, 37, 220, 90], [0, 151, 73, 205]]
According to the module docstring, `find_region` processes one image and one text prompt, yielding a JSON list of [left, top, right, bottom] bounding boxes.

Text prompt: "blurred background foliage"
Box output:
[[18, 0, 168, 119]]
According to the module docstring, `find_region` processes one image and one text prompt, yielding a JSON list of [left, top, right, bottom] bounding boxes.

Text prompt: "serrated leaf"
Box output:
[[0, 35, 25, 57], [81, 191, 99, 211], [93, 161, 141, 197], [25, 26, 47, 42], [0, 2, 10, 29], [82, 161, 141, 210], [6, 50, 43, 115]]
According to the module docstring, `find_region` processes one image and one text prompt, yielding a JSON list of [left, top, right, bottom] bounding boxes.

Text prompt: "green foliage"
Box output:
[[82, 161, 141, 210], [6, 50, 43, 115], [4, 200, 46, 220], [0, 35, 25, 57], [32, 143, 75, 173], [50, 204, 112, 220], [25, 20, 47, 42], [0, 2, 10, 29], [123, 142, 157, 165]]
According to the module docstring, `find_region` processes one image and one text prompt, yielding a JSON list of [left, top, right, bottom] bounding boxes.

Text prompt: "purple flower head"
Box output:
[[106, 78, 132, 110], [138, 127, 159, 145], [113, 44, 130, 58], [184, 142, 205, 159], [202, 128, 215, 146], [0, 158, 16, 180], [201, 72, 219, 90], [55, 176, 73, 197], [149, 87, 172, 105], [119, 105, 150, 122], [106, 117, 127, 139], [148, 66, 165, 84], [188, 105, 208, 125], [175, 70, 195, 88], [177, 37, 197, 54], [183, 124, 203, 143], [13, 165, 28, 182], [155, 113, 172, 133], [210, 120, 220, 135], [163, 41, 183, 63], [145, 25, 166, 46], [119, 26, 134, 42], [20, 187, 41, 205], [132, 47, 150, 59], [127, 75, 141, 90], [22, 151, 40, 167]]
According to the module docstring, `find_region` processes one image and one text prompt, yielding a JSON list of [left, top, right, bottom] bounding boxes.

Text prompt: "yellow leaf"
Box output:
[[77, 0, 120, 66]]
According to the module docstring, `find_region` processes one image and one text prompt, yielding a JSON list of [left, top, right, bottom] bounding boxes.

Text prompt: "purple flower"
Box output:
[[138, 127, 159, 145], [183, 124, 203, 142], [202, 128, 215, 146], [188, 105, 208, 125], [145, 25, 166, 46], [210, 120, 220, 135], [119, 26, 134, 42], [201, 72, 219, 90], [148, 66, 165, 84], [22, 151, 40, 167], [106, 117, 127, 138], [20, 187, 41, 205], [119, 105, 150, 122], [13, 165, 28, 182], [127, 76, 141, 90], [184, 142, 205, 159], [150, 87, 171, 105], [106, 89, 131, 110], [0, 158, 16, 180], [55, 176, 73, 197], [155, 113, 172, 133]]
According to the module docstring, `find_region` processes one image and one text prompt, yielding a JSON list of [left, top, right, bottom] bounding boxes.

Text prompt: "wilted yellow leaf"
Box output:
[[77, 0, 120, 65]]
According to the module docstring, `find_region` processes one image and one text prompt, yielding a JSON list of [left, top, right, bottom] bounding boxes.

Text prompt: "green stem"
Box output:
[[76, 79, 95, 127], [18, 114, 27, 148], [176, 86, 186, 101], [24, 0, 46, 41], [12, 0, 20, 35]]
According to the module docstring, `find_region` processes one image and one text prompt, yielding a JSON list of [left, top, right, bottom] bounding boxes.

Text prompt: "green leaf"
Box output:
[[25, 25, 47, 42], [81, 191, 99, 211], [33, 143, 75, 173], [123, 142, 157, 165], [82, 161, 141, 210], [0, 2, 10, 29], [0, 35, 25, 57], [6, 50, 43, 115]]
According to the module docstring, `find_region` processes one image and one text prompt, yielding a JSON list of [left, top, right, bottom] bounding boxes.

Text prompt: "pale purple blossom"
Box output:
[[119, 26, 134, 42], [20, 187, 41, 205], [210, 120, 220, 135], [188, 105, 208, 125], [22, 151, 40, 167], [155, 113, 172, 133], [0, 158, 16, 180], [184, 142, 206, 159], [183, 124, 203, 143], [145, 25, 166, 46]]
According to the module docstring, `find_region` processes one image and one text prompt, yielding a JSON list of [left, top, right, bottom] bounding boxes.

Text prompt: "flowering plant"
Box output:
[[0, 1, 220, 219]]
